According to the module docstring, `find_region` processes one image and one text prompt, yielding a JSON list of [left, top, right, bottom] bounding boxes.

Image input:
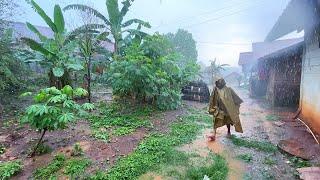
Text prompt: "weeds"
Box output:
[[0, 160, 22, 180], [71, 143, 84, 157], [98, 112, 205, 179], [113, 127, 135, 136], [230, 135, 277, 153], [184, 154, 228, 180], [32, 143, 52, 156], [64, 158, 91, 178], [266, 115, 280, 121], [33, 154, 66, 179], [289, 157, 311, 168], [0, 144, 6, 155], [237, 154, 253, 163], [263, 156, 276, 165]]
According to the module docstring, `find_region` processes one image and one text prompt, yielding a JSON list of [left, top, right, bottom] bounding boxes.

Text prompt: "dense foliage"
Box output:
[[23, 0, 83, 89], [0, 30, 27, 93], [0, 160, 22, 180], [108, 34, 199, 110]]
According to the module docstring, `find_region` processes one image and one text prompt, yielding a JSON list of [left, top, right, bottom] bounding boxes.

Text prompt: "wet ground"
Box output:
[[1, 86, 319, 179]]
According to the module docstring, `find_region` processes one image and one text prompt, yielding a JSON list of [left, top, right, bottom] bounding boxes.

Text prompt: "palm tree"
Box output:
[[207, 58, 229, 86], [64, 0, 151, 55]]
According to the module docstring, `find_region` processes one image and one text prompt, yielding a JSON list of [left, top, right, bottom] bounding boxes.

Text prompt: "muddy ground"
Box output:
[[0, 87, 319, 179]]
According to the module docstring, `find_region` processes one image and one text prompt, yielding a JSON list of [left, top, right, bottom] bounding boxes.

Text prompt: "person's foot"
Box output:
[[226, 133, 232, 138], [207, 135, 216, 141]]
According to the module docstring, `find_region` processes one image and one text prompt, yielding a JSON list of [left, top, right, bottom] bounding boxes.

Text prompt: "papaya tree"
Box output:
[[64, 0, 151, 55], [22, 0, 83, 89], [21, 86, 94, 156]]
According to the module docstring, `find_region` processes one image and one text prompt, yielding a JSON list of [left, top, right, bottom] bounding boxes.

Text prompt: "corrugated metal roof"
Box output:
[[265, 0, 313, 41]]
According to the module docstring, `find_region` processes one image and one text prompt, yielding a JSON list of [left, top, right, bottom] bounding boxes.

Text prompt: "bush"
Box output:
[[108, 34, 199, 110], [0, 160, 23, 180]]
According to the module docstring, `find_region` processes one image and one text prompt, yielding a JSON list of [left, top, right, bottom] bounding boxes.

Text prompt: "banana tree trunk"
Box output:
[[48, 69, 72, 89]]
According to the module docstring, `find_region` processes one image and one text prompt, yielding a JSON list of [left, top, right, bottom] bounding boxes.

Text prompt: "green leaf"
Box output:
[[66, 64, 83, 71], [48, 94, 67, 103], [21, 38, 53, 56], [82, 103, 95, 111], [122, 19, 151, 28], [63, 100, 75, 108], [61, 85, 73, 96], [54, 5, 65, 33], [73, 88, 88, 97], [26, 22, 47, 41], [46, 87, 61, 95], [58, 113, 74, 123], [106, 0, 121, 25], [31, 0, 58, 32], [20, 92, 32, 97], [63, 4, 111, 26], [52, 67, 64, 77], [35, 105, 48, 116]]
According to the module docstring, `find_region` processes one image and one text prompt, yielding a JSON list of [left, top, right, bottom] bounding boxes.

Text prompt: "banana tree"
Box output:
[[64, 0, 151, 55], [72, 24, 110, 102], [22, 0, 83, 89]]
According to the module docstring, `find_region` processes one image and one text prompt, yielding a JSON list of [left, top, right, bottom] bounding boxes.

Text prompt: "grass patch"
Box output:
[[230, 135, 277, 153], [289, 157, 311, 168], [237, 154, 253, 163], [88, 109, 213, 179], [71, 143, 84, 157], [113, 127, 135, 136], [89, 103, 153, 139], [64, 158, 91, 178], [263, 156, 276, 165], [0, 160, 22, 180], [184, 154, 228, 180], [266, 114, 280, 121], [33, 154, 66, 179]]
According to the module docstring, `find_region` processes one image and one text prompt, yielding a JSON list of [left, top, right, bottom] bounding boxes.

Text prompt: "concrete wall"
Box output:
[[300, 39, 320, 134]]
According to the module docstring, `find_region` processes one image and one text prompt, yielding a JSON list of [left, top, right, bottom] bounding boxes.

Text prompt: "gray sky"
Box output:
[[16, 0, 303, 66]]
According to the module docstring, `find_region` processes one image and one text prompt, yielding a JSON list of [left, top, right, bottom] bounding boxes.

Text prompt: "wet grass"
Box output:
[[288, 157, 311, 168], [230, 135, 278, 153], [88, 108, 228, 180], [33, 154, 91, 179], [237, 153, 253, 163], [265, 114, 280, 121], [0, 160, 22, 180], [263, 156, 277, 165], [184, 154, 228, 180]]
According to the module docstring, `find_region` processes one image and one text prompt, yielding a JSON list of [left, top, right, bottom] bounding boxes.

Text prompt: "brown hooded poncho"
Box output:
[[209, 79, 244, 133]]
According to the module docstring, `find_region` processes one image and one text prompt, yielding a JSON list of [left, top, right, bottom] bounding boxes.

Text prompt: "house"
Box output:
[[238, 52, 253, 82], [265, 0, 320, 135], [238, 38, 304, 97]]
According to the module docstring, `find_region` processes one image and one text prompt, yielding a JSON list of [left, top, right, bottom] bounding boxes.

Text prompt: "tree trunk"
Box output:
[[48, 69, 72, 89], [87, 56, 92, 103], [31, 129, 47, 157]]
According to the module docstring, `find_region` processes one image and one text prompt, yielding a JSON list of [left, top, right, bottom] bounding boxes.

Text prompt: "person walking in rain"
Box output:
[[208, 78, 243, 141]]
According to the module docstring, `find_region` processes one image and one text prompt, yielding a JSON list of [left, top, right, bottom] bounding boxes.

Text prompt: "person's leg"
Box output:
[[227, 124, 231, 137]]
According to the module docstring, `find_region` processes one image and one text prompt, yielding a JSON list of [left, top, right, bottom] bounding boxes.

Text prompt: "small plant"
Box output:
[[0, 160, 22, 180], [33, 143, 52, 156], [266, 114, 280, 121], [230, 135, 278, 153], [263, 156, 276, 165], [92, 129, 109, 142], [21, 86, 94, 156], [289, 157, 311, 168], [71, 143, 84, 156], [113, 127, 135, 136], [237, 154, 253, 163], [33, 154, 66, 179], [64, 158, 91, 178]]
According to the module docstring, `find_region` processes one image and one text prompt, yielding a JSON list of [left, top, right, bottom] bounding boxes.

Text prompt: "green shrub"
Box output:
[[33, 154, 66, 179], [0, 160, 22, 180], [64, 158, 91, 177]]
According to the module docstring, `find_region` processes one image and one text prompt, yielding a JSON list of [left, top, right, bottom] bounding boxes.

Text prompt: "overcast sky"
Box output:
[[16, 0, 303, 66]]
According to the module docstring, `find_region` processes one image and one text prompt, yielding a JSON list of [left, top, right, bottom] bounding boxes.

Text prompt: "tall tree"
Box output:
[[166, 29, 198, 65], [207, 58, 229, 86], [22, 0, 83, 89], [64, 0, 151, 55]]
